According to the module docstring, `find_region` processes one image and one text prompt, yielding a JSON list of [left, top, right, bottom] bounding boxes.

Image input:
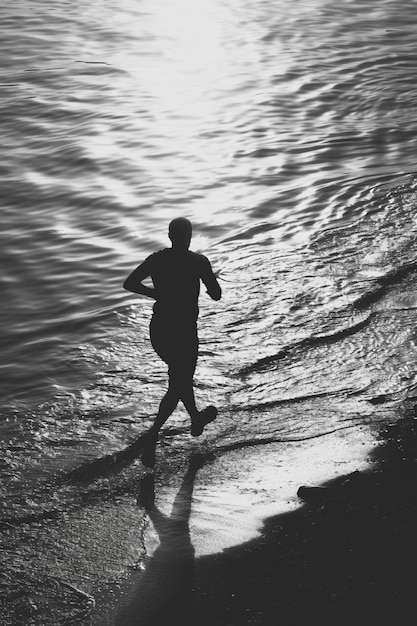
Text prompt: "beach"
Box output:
[[87, 411, 416, 626], [193, 416, 416, 626]]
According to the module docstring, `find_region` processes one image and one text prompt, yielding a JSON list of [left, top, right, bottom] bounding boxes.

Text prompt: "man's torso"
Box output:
[[147, 249, 205, 323]]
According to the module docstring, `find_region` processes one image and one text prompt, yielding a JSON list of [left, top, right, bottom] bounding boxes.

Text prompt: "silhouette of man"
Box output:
[[124, 218, 221, 467]]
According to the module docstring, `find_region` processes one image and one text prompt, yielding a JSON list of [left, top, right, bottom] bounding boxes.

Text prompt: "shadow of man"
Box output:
[[115, 454, 210, 625]]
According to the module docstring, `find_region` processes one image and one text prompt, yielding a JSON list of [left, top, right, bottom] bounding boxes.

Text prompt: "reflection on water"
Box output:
[[112, 454, 210, 626]]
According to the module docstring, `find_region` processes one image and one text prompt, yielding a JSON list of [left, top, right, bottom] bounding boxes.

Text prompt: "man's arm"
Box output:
[[123, 259, 157, 300], [201, 256, 222, 301]]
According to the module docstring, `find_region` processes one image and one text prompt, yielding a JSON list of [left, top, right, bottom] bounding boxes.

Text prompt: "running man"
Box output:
[[123, 217, 222, 467]]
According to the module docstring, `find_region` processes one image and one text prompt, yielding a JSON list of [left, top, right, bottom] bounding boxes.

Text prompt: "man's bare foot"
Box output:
[[191, 406, 218, 437]]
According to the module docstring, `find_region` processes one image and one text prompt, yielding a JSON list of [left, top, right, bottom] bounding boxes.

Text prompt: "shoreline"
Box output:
[[91, 414, 416, 625], [192, 416, 416, 626]]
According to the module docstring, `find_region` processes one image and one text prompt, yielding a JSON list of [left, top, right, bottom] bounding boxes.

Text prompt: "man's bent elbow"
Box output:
[[210, 286, 222, 301], [123, 277, 135, 292]]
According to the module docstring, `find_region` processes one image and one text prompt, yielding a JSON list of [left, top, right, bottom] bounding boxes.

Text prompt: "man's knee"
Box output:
[[168, 368, 194, 391]]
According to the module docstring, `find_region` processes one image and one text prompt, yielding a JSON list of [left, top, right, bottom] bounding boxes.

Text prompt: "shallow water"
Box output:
[[2, 0, 417, 623]]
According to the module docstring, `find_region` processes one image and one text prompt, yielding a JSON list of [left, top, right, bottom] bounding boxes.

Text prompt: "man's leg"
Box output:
[[151, 385, 181, 433], [177, 378, 199, 421], [173, 341, 199, 420], [142, 317, 178, 467], [174, 370, 218, 437], [142, 351, 195, 467], [141, 383, 180, 468], [142, 321, 216, 467]]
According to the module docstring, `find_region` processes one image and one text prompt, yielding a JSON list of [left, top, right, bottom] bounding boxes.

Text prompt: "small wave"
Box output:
[[354, 258, 417, 309], [214, 423, 361, 456], [239, 313, 375, 376], [57, 435, 146, 483], [234, 388, 355, 411], [0, 509, 60, 529]]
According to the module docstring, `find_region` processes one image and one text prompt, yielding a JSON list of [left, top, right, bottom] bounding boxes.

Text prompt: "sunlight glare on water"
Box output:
[[2, 0, 417, 621], [83, 0, 302, 233]]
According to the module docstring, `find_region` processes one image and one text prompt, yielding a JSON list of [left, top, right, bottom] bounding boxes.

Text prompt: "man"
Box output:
[[123, 217, 222, 467]]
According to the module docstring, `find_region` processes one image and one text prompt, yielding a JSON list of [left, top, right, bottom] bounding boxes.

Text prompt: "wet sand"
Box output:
[[100, 414, 416, 626], [193, 416, 416, 626]]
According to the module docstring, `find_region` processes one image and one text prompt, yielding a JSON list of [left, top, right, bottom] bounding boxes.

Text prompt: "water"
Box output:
[[2, 0, 417, 622]]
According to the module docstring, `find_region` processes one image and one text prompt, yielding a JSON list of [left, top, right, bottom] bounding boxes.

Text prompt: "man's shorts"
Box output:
[[150, 314, 198, 378]]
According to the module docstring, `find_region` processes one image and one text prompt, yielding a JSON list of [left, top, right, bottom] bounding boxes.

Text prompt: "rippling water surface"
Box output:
[[2, 0, 417, 623]]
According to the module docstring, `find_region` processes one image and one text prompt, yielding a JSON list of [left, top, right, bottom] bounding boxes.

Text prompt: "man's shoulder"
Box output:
[[147, 249, 210, 272], [146, 248, 170, 264], [188, 250, 209, 264]]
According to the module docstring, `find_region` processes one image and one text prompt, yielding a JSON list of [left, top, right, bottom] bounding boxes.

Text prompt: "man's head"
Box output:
[[168, 217, 192, 251]]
